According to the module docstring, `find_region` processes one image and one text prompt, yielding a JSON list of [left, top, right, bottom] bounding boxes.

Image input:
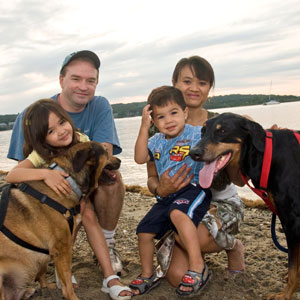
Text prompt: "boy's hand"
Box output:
[[44, 169, 72, 196], [141, 104, 152, 130]]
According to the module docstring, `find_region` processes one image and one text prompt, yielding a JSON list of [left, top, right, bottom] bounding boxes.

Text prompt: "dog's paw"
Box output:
[[22, 287, 36, 299]]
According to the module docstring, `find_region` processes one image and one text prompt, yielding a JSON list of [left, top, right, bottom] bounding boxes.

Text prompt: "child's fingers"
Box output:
[[50, 179, 72, 196], [52, 185, 63, 197], [55, 185, 70, 196], [59, 170, 69, 178], [144, 104, 151, 111], [142, 105, 152, 117], [59, 180, 72, 195]]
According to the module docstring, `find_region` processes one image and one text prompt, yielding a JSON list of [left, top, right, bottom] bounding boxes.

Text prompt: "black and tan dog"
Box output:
[[0, 141, 120, 300], [190, 112, 300, 300]]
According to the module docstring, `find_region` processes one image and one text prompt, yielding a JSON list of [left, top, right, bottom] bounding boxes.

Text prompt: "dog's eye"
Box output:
[[216, 127, 226, 135]]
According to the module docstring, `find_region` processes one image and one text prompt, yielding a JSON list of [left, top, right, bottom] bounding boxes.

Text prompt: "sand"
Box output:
[[0, 173, 299, 300]]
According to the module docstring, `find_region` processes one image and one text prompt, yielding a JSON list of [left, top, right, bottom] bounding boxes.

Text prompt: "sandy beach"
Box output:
[[0, 172, 299, 299]]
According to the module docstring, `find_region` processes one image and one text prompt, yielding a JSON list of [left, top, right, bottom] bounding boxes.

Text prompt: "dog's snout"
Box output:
[[111, 156, 121, 170], [190, 146, 203, 161]]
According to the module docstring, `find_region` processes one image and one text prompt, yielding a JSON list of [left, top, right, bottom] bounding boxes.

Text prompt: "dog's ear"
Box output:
[[73, 148, 95, 172], [240, 118, 265, 152]]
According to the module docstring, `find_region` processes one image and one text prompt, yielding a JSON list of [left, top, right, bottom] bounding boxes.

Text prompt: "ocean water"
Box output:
[[1, 101, 300, 199]]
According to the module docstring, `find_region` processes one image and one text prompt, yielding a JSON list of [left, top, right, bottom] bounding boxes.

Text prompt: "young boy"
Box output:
[[131, 86, 211, 296]]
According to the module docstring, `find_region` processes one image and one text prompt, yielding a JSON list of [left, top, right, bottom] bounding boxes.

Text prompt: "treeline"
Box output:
[[111, 102, 146, 118], [111, 94, 300, 118], [0, 114, 18, 131], [1, 95, 300, 125], [0, 114, 18, 124], [204, 94, 300, 109]]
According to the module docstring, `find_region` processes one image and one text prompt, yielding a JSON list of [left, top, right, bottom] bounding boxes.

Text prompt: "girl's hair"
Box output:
[[147, 85, 186, 111], [22, 99, 78, 161], [172, 56, 215, 88]]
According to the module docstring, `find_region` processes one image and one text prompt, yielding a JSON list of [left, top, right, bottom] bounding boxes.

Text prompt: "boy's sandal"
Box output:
[[101, 275, 132, 300], [176, 264, 211, 297], [129, 271, 161, 295]]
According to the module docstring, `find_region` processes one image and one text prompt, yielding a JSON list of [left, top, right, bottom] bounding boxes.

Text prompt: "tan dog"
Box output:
[[0, 141, 121, 300]]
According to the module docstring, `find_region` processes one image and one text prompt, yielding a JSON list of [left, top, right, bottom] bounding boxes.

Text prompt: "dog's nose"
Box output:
[[190, 147, 202, 161]]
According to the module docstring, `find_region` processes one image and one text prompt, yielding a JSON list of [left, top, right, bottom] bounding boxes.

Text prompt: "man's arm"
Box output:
[[7, 111, 25, 161], [87, 97, 122, 155]]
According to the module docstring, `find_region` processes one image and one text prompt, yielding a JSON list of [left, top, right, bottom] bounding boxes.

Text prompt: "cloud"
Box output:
[[0, 0, 300, 113]]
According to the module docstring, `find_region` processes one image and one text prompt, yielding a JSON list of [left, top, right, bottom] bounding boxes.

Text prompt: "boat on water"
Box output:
[[263, 80, 280, 105], [263, 99, 280, 105]]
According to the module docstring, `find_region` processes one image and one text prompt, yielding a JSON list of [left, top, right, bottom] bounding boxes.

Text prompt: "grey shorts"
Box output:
[[201, 194, 244, 250]]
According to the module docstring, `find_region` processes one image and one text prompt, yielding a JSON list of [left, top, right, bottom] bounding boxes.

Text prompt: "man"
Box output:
[[7, 50, 124, 275]]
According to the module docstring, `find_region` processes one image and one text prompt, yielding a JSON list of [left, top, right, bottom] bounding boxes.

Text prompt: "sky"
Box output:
[[1, 0, 300, 114]]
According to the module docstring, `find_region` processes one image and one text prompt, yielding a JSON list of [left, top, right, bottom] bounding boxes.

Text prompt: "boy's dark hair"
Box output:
[[172, 56, 215, 88], [22, 99, 79, 161], [147, 85, 186, 111]]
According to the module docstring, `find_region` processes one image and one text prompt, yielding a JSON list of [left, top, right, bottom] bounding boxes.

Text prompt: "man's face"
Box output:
[[59, 59, 98, 112]]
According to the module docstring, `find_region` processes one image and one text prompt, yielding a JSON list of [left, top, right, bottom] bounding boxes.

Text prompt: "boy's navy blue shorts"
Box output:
[[136, 184, 211, 239]]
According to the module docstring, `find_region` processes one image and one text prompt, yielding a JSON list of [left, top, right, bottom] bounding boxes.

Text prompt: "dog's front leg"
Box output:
[[52, 247, 79, 300]]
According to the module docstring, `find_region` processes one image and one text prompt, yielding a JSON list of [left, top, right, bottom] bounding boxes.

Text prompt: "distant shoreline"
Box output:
[[2, 96, 300, 121]]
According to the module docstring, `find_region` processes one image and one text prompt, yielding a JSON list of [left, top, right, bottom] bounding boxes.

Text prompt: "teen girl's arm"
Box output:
[[6, 159, 72, 196], [134, 104, 152, 164]]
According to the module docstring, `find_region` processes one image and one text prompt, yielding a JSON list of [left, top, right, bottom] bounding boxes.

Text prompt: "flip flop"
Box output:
[[101, 274, 132, 300]]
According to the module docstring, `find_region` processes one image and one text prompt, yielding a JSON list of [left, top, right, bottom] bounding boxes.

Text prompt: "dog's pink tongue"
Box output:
[[199, 160, 217, 188]]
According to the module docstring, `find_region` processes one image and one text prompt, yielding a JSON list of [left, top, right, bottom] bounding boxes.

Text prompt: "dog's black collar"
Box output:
[[49, 163, 82, 199]]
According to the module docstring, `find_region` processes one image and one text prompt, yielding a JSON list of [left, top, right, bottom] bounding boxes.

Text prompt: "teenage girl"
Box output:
[[6, 99, 132, 300]]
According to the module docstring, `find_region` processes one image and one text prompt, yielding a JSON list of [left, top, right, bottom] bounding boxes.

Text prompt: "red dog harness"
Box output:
[[241, 130, 300, 215]]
